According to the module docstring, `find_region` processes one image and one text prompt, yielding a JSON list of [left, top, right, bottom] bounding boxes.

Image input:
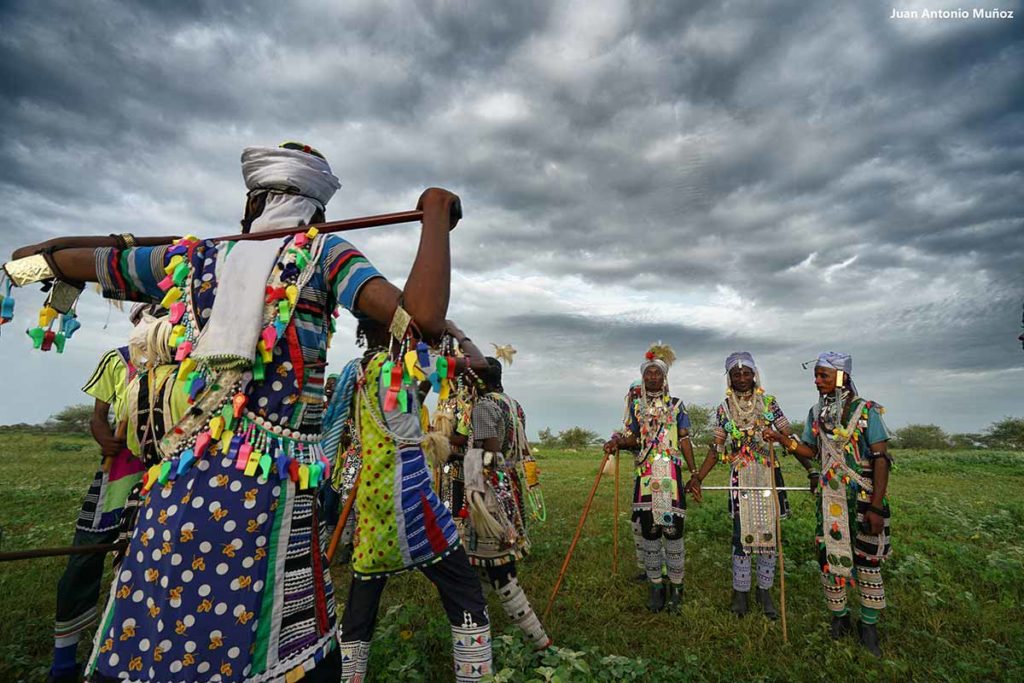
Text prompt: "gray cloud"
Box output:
[[1, 0, 1021, 435]]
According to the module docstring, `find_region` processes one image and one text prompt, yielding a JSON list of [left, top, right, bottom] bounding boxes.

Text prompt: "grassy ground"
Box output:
[[1, 433, 1022, 681]]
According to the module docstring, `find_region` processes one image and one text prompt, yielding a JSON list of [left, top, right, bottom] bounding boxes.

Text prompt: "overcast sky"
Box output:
[[1, 0, 1021, 436]]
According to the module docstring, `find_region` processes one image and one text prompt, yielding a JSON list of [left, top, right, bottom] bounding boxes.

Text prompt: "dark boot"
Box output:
[[647, 582, 665, 612], [756, 587, 778, 620], [830, 612, 852, 639], [858, 621, 883, 657], [633, 571, 648, 583], [46, 665, 81, 683], [730, 590, 750, 617], [665, 583, 683, 613]]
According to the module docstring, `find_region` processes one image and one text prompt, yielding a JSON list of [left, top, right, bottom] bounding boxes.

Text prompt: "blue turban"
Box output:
[[725, 351, 756, 373], [815, 352, 857, 394]]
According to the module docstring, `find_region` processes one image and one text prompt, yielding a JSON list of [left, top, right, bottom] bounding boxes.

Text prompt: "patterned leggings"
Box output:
[[634, 510, 685, 584], [730, 515, 777, 591]]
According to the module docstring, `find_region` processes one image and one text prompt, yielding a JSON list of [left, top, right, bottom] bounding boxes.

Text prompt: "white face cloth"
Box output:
[[192, 146, 342, 367]]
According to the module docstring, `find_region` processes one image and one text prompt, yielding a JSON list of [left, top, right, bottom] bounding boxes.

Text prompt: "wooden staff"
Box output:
[[612, 452, 619, 575], [543, 451, 610, 622], [326, 472, 361, 564], [769, 444, 789, 643], [212, 207, 456, 243]]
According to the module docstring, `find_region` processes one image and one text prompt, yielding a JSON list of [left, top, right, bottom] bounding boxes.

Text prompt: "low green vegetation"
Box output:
[[1, 434, 1022, 681]]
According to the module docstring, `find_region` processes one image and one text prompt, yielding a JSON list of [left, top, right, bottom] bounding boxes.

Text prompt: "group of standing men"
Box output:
[[603, 344, 892, 658], [4, 142, 892, 683]]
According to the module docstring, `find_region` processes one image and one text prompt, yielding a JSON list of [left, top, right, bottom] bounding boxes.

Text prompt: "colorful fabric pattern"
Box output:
[[351, 352, 460, 579], [87, 233, 382, 681], [625, 395, 691, 525]]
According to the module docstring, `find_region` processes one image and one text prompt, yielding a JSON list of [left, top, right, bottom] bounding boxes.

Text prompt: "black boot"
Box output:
[[830, 613, 852, 639], [756, 587, 778, 620], [858, 621, 883, 657], [730, 590, 749, 617], [647, 582, 666, 612], [665, 583, 683, 613]]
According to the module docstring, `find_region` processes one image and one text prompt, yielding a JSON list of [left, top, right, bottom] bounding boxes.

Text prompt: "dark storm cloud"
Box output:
[[0, 0, 1021, 432]]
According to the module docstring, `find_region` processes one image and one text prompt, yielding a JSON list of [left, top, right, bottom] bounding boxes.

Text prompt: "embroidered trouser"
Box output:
[[631, 518, 648, 572], [340, 547, 491, 682], [634, 510, 685, 584], [730, 516, 776, 591], [51, 526, 119, 676], [479, 562, 549, 648], [818, 548, 887, 614]]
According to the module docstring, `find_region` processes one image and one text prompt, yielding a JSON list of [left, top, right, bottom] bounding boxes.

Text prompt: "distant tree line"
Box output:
[[0, 404, 93, 434]]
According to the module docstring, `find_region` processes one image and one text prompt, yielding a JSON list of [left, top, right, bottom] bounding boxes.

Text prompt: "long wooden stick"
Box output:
[[214, 210, 426, 243], [0, 541, 125, 563], [770, 445, 788, 643], [612, 452, 619, 575], [543, 451, 609, 622], [326, 472, 361, 564]]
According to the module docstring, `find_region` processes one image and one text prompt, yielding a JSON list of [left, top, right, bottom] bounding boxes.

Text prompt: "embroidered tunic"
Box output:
[[801, 396, 893, 578], [87, 234, 381, 682], [624, 393, 691, 525]]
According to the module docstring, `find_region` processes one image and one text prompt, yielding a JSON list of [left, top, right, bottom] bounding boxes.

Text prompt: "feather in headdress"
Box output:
[[644, 341, 676, 368], [491, 343, 517, 365]]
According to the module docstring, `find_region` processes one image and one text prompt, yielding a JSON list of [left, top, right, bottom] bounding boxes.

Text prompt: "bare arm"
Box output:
[[90, 399, 124, 459], [445, 320, 489, 372], [353, 188, 458, 341]]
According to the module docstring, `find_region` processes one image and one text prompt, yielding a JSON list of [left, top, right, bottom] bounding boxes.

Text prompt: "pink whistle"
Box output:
[[169, 302, 186, 324], [158, 274, 174, 291], [384, 388, 399, 412], [261, 326, 277, 351], [236, 442, 252, 470], [174, 340, 193, 362], [194, 431, 213, 459], [293, 233, 309, 248]]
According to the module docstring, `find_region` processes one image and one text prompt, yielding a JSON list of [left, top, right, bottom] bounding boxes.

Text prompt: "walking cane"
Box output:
[[326, 472, 361, 564], [769, 444, 789, 643], [543, 451, 610, 622], [612, 451, 619, 575]]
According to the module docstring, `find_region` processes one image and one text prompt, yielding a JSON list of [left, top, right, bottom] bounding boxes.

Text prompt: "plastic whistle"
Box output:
[[446, 356, 457, 379], [319, 455, 331, 481], [404, 350, 425, 381], [177, 357, 196, 382], [158, 460, 172, 486], [257, 339, 273, 364], [232, 393, 248, 419], [177, 449, 196, 476], [168, 458, 180, 481], [261, 326, 277, 352], [275, 454, 290, 481], [168, 302, 186, 325], [416, 341, 431, 369], [265, 285, 286, 304], [278, 299, 291, 324], [167, 243, 188, 257], [1, 296, 15, 322], [157, 274, 174, 291], [244, 449, 262, 477], [253, 354, 266, 381], [39, 329, 56, 351], [163, 254, 184, 275], [438, 380, 450, 402], [61, 315, 81, 338], [208, 415, 225, 440], [308, 462, 322, 488], [172, 261, 189, 287], [288, 459, 300, 483], [221, 403, 235, 431], [305, 227, 319, 240], [227, 434, 245, 464], [142, 465, 161, 493], [435, 356, 449, 383], [397, 388, 409, 413], [285, 285, 298, 308], [194, 431, 213, 459], [27, 327, 44, 348], [293, 232, 309, 248], [38, 306, 58, 328], [293, 249, 309, 270], [258, 453, 272, 480], [188, 375, 206, 402], [298, 464, 310, 490], [219, 429, 234, 454], [428, 371, 441, 394], [53, 333, 66, 353], [174, 340, 193, 362], [160, 286, 182, 308], [236, 442, 253, 471]]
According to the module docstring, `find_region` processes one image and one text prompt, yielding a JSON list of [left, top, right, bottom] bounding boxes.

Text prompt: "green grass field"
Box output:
[[1, 433, 1022, 681]]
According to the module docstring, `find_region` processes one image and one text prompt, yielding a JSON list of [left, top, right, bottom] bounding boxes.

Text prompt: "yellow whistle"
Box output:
[[144, 464, 161, 491], [177, 357, 196, 381], [38, 306, 59, 327], [438, 381, 450, 402], [244, 449, 261, 477], [305, 227, 319, 240], [285, 285, 298, 308], [257, 340, 273, 364], [160, 286, 182, 308], [298, 464, 310, 490], [163, 254, 183, 275], [208, 416, 224, 440], [220, 429, 234, 454]]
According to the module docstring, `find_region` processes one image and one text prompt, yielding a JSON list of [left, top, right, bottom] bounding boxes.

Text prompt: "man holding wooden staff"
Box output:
[[5, 142, 491, 681], [603, 343, 697, 613], [764, 352, 893, 657], [686, 352, 812, 620]]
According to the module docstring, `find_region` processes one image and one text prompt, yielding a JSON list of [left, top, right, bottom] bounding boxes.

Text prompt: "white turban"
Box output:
[[240, 146, 341, 233]]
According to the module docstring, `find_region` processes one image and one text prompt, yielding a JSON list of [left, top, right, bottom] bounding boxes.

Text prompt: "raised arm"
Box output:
[[10, 235, 179, 284], [353, 188, 459, 341]]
